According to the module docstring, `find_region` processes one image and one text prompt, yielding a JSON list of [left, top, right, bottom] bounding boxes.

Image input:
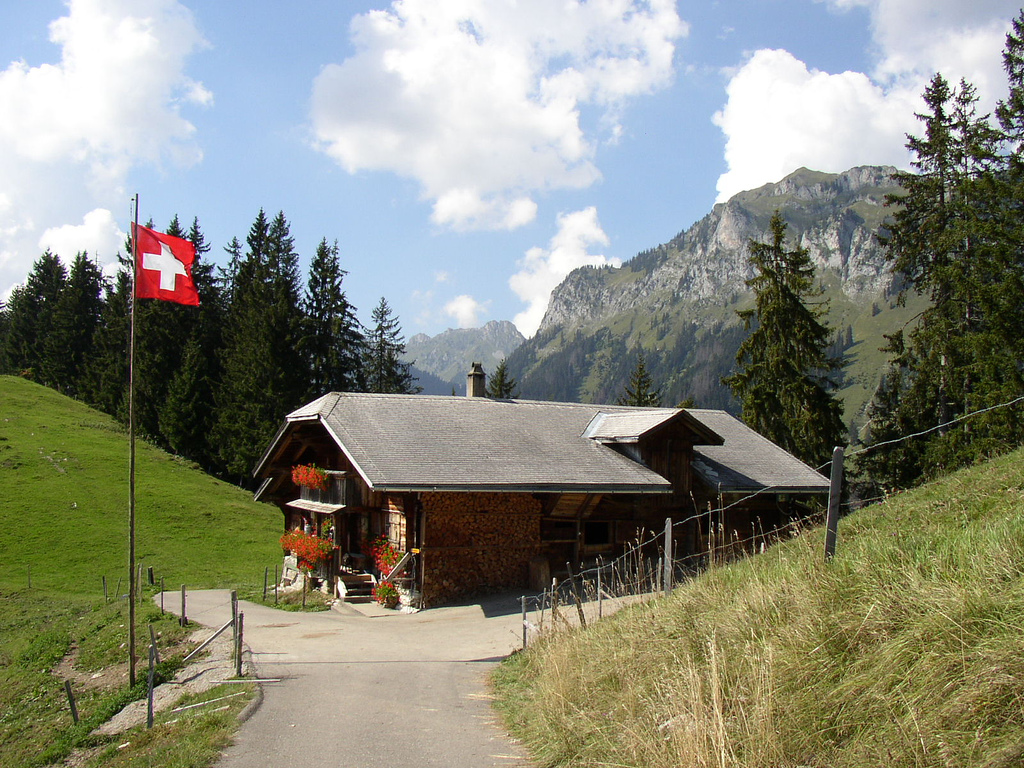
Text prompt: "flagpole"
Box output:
[[128, 194, 139, 687]]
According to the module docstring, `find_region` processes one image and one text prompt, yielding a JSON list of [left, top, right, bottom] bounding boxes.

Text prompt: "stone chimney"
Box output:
[[467, 362, 486, 398]]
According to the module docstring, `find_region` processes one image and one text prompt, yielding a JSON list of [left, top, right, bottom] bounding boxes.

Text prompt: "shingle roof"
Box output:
[[256, 394, 829, 496], [689, 410, 831, 494]]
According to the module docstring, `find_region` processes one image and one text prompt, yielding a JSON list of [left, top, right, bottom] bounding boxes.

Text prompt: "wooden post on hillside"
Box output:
[[824, 446, 844, 562], [663, 517, 673, 596], [235, 612, 244, 678], [521, 595, 528, 649], [146, 641, 156, 729], [230, 590, 238, 662], [180, 584, 187, 627], [64, 680, 78, 724]]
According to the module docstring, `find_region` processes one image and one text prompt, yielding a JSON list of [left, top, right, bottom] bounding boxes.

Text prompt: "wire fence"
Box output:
[[518, 392, 1024, 647]]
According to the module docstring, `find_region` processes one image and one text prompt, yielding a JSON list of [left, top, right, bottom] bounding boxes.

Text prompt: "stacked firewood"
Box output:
[[419, 492, 543, 605]]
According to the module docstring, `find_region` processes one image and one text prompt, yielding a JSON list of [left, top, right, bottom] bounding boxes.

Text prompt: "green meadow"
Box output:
[[0, 376, 283, 767]]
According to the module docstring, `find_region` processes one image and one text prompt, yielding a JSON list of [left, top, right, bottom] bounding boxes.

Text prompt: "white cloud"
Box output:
[[713, 49, 918, 200], [716, 0, 1019, 201], [444, 294, 489, 328], [311, 0, 685, 231], [510, 207, 620, 337], [39, 208, 124, 264], [0, 0, 209, 296]]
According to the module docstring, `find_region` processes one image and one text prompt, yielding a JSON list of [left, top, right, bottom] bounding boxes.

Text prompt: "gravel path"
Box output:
[[162, 590, 534, 768]]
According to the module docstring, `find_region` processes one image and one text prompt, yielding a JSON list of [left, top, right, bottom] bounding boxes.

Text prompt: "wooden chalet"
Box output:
[[253, 368, 830, 607]]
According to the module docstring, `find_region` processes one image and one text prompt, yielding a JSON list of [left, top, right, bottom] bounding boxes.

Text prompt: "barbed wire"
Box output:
[[847, 394, 1024, 460]]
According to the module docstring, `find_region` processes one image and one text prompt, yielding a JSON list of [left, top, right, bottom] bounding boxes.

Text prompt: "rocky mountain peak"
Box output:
[[537, 165, 902, 335]]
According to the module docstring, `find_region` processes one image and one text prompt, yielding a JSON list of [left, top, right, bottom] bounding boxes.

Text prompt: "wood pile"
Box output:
[[420, 492, 543, 605]]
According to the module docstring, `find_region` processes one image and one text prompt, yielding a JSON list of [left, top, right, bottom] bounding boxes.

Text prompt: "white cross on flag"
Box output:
[[133, 224, 200, 306]]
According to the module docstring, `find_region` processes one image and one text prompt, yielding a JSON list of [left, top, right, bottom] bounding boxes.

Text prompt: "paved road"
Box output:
[[167, 590, 534, 768]]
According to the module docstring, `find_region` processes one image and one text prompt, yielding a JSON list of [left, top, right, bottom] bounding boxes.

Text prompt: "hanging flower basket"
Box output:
[[292, 463, 329, 491]]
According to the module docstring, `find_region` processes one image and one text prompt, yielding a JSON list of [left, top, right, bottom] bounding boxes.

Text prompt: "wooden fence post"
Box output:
[[180, 584, 187, 627], [64, 680, 78, 724], [235, 612, 244, 678], [147, 566, 154, 586], [263, 567, 269, 602], [824, 446, 844, 562], [149, 625, 161, 664], [147, 641, 156, 729], [160, 577, 165, 614], [103, 575, 108, 603], [663, 517, 673, 596], [230, 590, 238, 660], [521, 595, 527, 650]]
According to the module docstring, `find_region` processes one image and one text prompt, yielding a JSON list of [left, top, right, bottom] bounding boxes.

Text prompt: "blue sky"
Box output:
[[1, 0, 1020, 337]]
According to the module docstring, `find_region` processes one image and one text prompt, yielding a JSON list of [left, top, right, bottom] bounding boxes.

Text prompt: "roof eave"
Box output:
[[368, 483, 675, 495]]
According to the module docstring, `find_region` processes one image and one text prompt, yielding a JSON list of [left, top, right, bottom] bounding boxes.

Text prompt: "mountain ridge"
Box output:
[[506, 164, 914, 430]]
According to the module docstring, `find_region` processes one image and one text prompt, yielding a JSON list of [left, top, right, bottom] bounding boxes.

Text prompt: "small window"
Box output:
[[584, 521, 611, 547]]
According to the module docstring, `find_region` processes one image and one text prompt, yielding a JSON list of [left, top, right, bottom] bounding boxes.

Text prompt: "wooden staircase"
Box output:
[[338, 571, 375, 603]]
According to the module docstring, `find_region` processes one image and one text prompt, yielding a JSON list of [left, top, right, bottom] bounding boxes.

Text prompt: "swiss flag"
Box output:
[[133, 224, 200, 306]]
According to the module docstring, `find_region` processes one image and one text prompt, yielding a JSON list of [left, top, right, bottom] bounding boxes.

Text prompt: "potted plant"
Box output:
[[372, 581, 400, 609]]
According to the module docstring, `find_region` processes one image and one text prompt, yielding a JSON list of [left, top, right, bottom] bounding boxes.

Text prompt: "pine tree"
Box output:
[[486, 358, 520, 399], [159, 335, 214, 463], [80, 269, 131, 416], [862, 72, 1022, 487], [43, 251, 105, 395], [363, 297, 420, 394], [303, 238, 364, 395], [616, 350, 662, 407], [213, 210, 311, 480], [2, 250, 67, 380], [723, 211, 845, 468], [153, 217, 223, 469]]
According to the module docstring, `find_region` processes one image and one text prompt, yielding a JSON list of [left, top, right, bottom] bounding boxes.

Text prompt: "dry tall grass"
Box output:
[[493, 449, 1024, 767]]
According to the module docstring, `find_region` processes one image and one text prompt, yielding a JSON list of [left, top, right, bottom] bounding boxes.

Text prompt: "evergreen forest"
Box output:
[[0, 210, 419, 486]]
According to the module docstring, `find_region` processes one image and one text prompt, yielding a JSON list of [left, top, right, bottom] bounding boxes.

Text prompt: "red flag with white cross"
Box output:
[[133, 224, 200, 306]]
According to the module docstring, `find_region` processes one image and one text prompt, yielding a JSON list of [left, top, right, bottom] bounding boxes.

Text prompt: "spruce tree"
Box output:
[[861, 72, 1022, 487], [616, 350, 662, 407], [723, 211, 845, 468], [214, 210, 311, 480], [80, 269, 131, 416], [44, 251, 105, 396], [154, 218, 222, 469], [486, 358, 520, 399], [159, 335, 214, 463], [2, 250, 67, 380], [303, 238, 364, 395], [363, 297, 420, 394]]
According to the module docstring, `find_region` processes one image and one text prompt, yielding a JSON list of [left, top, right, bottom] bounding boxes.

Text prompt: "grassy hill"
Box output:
[[0, 376, 283, 767], [493, 448, 1024, 767], [0, 375, 282, 595]]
